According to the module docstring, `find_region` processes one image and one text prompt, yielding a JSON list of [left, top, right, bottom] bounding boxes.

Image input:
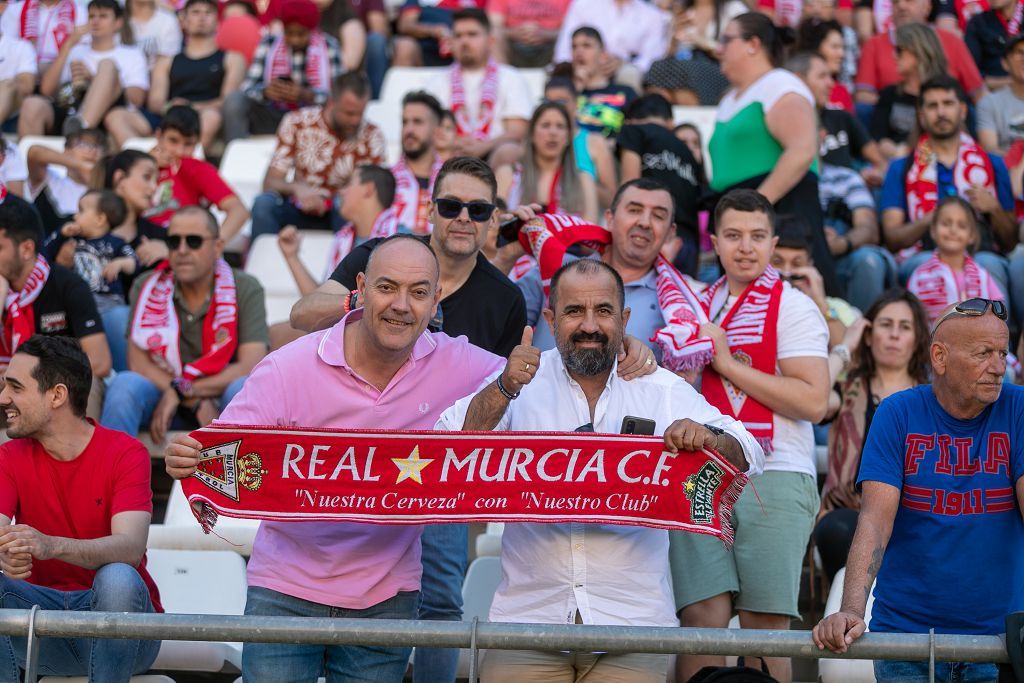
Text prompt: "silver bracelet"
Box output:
[[831, 343, 851, 367], [495, 374, 520, 401]]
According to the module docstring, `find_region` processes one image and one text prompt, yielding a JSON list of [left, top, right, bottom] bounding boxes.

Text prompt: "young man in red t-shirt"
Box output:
[[0, 335, 162, 682], [145, 104, 249, 243]]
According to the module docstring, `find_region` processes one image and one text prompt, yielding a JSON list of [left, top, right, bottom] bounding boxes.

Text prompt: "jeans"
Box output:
[[242, 586, 418, 682], [99, 370, 248, 435], [250, 191, 342, 241], [102, 304, 131, 373], [0, 563, 159, 683], [835, 245, 897, 313], [873, 659, 998, 682], [222, 92, 288, 143], [1006, 247, 1024, 326], [365, 32, 389, 100], [414, 523, 468, 683]]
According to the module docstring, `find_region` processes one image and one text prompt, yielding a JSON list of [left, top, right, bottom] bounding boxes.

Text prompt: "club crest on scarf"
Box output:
[[195, 440, 267, 502], [723, 350, 751, 415], [683, 461, 725, 525]]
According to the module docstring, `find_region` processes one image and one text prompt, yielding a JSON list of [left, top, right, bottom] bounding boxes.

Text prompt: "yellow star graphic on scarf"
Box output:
[[684, 480, 696, 497], [391, 445, 434, 485]]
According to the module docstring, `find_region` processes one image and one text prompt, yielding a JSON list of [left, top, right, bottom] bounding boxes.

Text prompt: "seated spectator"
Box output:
[[542, 76, 617, 208], [0, 335, 162, 681], [567, 26, 638, 139], [316, 0, 367, 76], [26, 127, 105, 235], [487, 0, 570, 67], [617, 93, 704, 276], [800, 0, 861, 88], [41, 189, 136, 316], [814, 288, 930, 582], [870, 23, 947, 161], [0, 194, 111, 414], [101, 206, 268, 441], [216, 0, 262, 65], [759, 0, 853, 29], [673, 122, 719, 281], [496, 101, 598, 225], [907, 196, 1007, 326], [788, 51, 887, 185], [0, 142, 27, 197], [0, 19, 37, 126], [323, 0, 388, 97], [966, 0, 1023, 90], [125, 0, 181, 71], [252, 71, 384, 239], [854, 0, 985, 105], [795, 18, 855, 111], [19, 0, 148, 139], [817, 163, 897, 312], [880, 76, 1016, 293], [424, 9, 531, 162], [554, 0, 670, 91], [977, 35, 1024, 156], [772, 212, 867, 347], [144, 106, 249, 242], [222, 0, 343, 143], [392, 91, 444, 236], [437, 108, 457, 160], [114, 0, 247, 153], [393, 0, 483, 67], [2, 0, 87, 93], [668, 0, 746, 62], [642, 55, 729, 107]]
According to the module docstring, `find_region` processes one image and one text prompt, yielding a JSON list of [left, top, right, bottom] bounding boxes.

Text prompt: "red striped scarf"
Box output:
[[322, 206, 400, 281], [0, 255, 50, 368], [451, 59, 499, 140], [391, 154, 442, 235], [265, 32, 330, 108], [906, 251, 1004, 326], [19, 0, 76, 52]]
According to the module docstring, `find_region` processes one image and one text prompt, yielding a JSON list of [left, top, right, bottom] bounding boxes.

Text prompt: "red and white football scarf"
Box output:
[[907, 252, 1004, 325], [184, 424, 748, 544], [996, 0, 1023, 34], [392, 154, 442, 235], [0, 256, 49, 368], [955, 0, 991, 29], [451, 59, 499, 140], [875, 0, 893, 33], [19, 0, 76, 57], [697, 267, 783, 454], [322, 206, 400, 281], [265, 32, 330, 108], [518, 214, 713, 372], [131, 260, 238, 382], [902, 132, 996, 262]]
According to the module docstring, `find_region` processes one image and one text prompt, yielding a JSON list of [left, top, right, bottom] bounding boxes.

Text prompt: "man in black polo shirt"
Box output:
[[0, 193, 111, 416]]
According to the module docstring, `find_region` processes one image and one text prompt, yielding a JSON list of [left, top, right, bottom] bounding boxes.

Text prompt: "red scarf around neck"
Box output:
[[697, 267, 783, 454], [392, 154, 442, 235], [518, 214, 714, 372], [0, 255, 50, 368], [907, 251, 1004, 326], [265, 32, 330, 108], [322, 206, 399, 280], [451, 59, 499, 140], [131, 260, 239, 382], [19, 0, 76, 51]]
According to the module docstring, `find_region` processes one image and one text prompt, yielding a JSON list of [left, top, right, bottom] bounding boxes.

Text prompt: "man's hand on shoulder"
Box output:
[[165, 433, 203, 480], [616, 335, 657, 380], [812, 610, 867, 654]]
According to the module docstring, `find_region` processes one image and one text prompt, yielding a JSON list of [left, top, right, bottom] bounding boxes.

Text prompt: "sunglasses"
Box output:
[[931, 297, 1008, 333], [167, 234, 214, 250], [434, 198, 496, 222]]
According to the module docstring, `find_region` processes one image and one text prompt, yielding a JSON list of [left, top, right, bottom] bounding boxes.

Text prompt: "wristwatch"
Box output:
[[831, 343, 852, 368], [703, 423, 726, 450]]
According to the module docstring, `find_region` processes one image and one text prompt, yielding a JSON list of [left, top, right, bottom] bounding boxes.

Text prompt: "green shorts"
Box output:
[[668, 470, 819, 618]]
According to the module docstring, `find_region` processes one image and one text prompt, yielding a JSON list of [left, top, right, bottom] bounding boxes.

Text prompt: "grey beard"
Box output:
[[562, 345, 616, 376]]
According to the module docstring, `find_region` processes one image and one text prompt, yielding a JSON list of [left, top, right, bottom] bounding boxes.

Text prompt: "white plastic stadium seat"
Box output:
[[363, 100, 401, 166], [145, 549, 248, 673], [818, 567, 877, 683], [672, 106, 717, 175], [219, 137, 278, 209], [244, 232, 336, 326], [474, 521, 504, 557], [17, 136, 66, 179], [454, 556, 503, 679]]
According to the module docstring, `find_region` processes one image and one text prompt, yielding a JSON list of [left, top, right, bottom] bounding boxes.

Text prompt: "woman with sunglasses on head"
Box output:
[[814, 288, 930, 584], [870, 23, 947, 161], [710, 12, 840, 296], [495, 101, 598, 225]]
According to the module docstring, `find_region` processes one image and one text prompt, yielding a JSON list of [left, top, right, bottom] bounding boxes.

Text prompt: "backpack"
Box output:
[[687, 656, 780, 683]]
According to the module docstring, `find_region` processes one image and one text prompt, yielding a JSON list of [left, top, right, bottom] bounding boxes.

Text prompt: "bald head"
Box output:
[[930, 308, 1008, 419], [365, 234, 440, 285]]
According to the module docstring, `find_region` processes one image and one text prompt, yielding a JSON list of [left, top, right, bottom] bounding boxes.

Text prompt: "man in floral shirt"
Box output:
[[251, 71, 386, 239]]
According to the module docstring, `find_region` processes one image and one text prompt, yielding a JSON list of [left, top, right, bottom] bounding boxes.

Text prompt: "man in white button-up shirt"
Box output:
[[437, 258, 764, 683]]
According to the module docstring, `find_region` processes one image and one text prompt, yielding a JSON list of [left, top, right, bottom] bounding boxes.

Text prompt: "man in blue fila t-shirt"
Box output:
[[812, 298, 1024, 682]]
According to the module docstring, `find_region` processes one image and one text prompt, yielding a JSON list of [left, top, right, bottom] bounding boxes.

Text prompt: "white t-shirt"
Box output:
[[0, 143, 29, 185], [130, 9, 181, 68], [713, 282, 828, 477], [61, 43, 149, 90], [425, 63, 533, 140], [0, 0, 88, 64], [0, 34, 38, 80], [28, 167, 87, 216]]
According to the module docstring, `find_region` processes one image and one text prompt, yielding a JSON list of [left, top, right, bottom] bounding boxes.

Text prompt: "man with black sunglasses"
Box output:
[[814, 297, 1024, 682], [101, 205, 269, 441]]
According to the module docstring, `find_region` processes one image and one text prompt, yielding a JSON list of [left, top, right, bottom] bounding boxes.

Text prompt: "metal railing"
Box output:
[[3, 608, 1009, 682]]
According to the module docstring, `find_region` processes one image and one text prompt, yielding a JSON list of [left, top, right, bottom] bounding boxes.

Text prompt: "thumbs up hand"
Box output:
[[501, 326, 541, 395]]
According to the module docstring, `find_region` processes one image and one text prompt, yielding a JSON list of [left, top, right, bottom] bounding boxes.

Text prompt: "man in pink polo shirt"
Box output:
[[164, 233, 505, 680]]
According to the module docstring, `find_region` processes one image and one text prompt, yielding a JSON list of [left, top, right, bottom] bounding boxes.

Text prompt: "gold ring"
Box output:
[[524, 362, 530, 372], [645, 358, 654, 366]]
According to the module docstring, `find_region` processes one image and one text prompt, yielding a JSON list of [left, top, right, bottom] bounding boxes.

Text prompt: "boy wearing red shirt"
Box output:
[[0, 335, 161, 682], [146, 104, 249, 243]]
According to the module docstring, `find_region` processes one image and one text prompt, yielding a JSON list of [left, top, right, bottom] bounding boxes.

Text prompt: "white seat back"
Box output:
[[244, 231, 337, 326], [219, 137, 278, 208], [672, 106, 717, 175]]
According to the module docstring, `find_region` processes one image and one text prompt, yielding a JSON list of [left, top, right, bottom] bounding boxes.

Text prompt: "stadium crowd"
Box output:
[[0, 0, 1021, 680]]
